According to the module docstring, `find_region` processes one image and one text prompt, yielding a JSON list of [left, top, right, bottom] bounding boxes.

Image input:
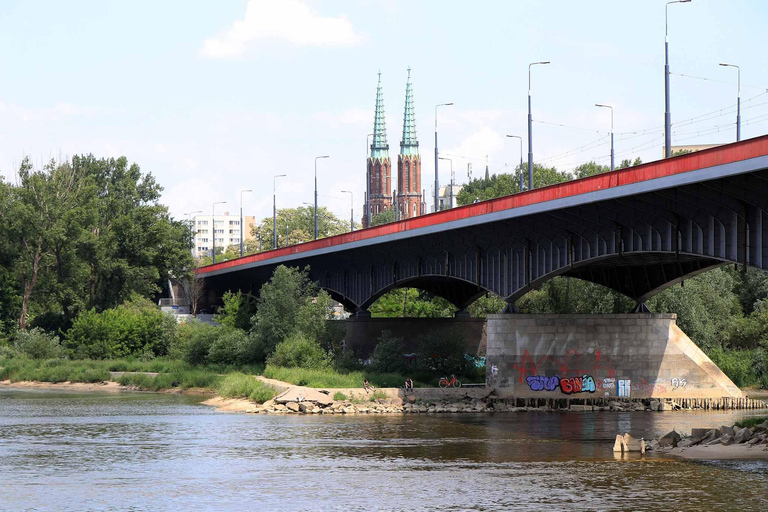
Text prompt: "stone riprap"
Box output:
[[485, 313, 743, 400]]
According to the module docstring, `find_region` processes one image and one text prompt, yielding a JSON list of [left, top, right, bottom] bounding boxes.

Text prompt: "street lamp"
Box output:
[[183, 210, 202, 257], [720, 63, 741, 141], [314, 155, 329, 240], [434, 102, 454, 212], [341, 190, 354, 231], [595, 104, 614, 171], [211, 201, 226, 263], [665, 0, 692, 158], [528, 61, 550, 191], [506, 135, 523, 191], [439, 157, 454, 208], [366, 133, 373, 227], [273, 174, 286, 249], [239, 189, 251, 258]]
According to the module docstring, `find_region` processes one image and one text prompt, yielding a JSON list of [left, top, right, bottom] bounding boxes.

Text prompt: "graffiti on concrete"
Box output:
[[671, 377, 687, 389], [525, 374, 596, 395], [511, 349, 616, 385], [618, 379, 631, 397], [601, 378, 616, 390], [560, 375, 596, 395], [526, 375, 560, 391]]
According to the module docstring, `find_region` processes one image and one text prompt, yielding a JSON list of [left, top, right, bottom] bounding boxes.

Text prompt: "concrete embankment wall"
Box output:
[[485, 314, 743, 400], [343, 317, 486, 359]]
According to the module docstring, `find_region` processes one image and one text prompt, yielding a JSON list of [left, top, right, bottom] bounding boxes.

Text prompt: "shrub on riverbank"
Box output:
[[0, 358, 110, 383], [217, 373, 277, 403], [65, 297, 176, 359], [13, 328, 62, 359], [709, 348, 768, 388], [267, 334, 330, 369], [117, 369, 221, 391]]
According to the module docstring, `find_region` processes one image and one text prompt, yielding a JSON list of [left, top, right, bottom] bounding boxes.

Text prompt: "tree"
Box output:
[[457, 163, 571, 206], [251, 206, 351, 252], [370, 209, 395, 226], [251, 265, 332, 356], [370, 288, 456, 318]]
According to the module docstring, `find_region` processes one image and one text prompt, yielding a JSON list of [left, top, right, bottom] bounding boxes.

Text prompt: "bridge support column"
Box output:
[[501, 301, 520, 314], [354, 309, 371, 318], [454, 308, 470, 318], [631, 302, 651, 313]]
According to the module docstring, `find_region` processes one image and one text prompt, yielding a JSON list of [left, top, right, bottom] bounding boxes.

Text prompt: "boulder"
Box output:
[[735, 428, 753, 444], [657, 402, 670, 411], [721, 435, 735, 446], [649, 400, 660, 411], [647, 439, 660, 451], [298, 402, 313, 413], [570, 404, 592, 412], [678, 438, 694, 448], [691, 428, 712, 438], [748, 437, 761, 445], [720, 425, 734, 437], [286, 402, 300, 413], [659, 430, 682, 448]]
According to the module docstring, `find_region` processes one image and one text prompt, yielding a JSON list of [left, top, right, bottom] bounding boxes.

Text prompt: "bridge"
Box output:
[[199, 135, 768, 317]]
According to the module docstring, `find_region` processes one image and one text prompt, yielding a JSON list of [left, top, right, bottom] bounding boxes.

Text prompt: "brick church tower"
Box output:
[[363, 72, 392, 227], [397, 68, 425, 219]]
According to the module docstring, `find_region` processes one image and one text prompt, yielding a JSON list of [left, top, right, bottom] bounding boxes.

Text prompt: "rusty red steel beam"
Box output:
[[201, 134, 768, 274]]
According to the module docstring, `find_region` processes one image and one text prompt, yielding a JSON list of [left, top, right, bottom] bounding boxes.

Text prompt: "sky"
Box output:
[[1, 0, 768, 224]]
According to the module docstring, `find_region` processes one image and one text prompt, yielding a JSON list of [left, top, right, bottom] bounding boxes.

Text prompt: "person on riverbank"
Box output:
[[404, 378, 413, 393], [364, 379, 374, 393]]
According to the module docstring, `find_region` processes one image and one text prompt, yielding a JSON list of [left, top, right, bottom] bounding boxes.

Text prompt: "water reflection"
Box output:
[[1, 388, 766, 511]]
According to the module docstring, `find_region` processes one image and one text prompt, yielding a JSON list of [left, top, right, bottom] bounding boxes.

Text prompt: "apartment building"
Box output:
[[193, 212, 256, 257]]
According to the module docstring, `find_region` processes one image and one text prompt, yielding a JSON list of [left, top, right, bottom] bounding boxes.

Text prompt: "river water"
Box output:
[[1, 388, 767, 511]]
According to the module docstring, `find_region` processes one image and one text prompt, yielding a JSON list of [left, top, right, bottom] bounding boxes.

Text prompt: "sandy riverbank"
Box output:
[[0, 379, 215, 396], [667, 444, 768, 460]]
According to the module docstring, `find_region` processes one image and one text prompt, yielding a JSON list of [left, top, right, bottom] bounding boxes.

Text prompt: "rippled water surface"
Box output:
[[1, 388, 767, 511]]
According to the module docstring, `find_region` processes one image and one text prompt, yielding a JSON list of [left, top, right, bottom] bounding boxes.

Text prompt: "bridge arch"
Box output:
[[505, 251, 730, 304], [360, 275, 491, 312]]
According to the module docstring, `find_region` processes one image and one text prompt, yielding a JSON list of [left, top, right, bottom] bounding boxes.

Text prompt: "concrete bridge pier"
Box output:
[[485, 313, 742, 400]]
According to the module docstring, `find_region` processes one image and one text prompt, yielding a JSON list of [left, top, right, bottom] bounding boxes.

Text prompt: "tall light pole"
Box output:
[[434, 102, 453, 212], [595, 104, 614, 171], [528, 61, 550, 191], [341, 190, 354, 231], [439, 157, 453, 208], [665, 0, 692, 158], [314, 155, 329, 240], [239, 189, 251, 258], [506, 135, 523, 191], [211, 201, 226, 263], [720, 63, 741, 141], [273, 174, 286, 249], [183, 210, 202, 257], [366, 133, 373, 227]]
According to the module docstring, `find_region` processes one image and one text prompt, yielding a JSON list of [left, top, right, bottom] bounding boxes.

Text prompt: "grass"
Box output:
[[262, 364, 429, 389], [735, 417, 768, 429], [369, 390, 388, 402], [217, 373, 277, 403], [0, 357, 111, 383], [333, 391, 347, 401], [117, 370, 222, 391]]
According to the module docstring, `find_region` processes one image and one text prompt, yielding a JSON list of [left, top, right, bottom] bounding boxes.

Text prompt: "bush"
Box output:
[[370, 330, 406, 373], [417, 331, 473, 377], [182, 322, 221, 365], [213, 291, 258, 331], [14, 328, 62, 359], [65, 298, 176, 359], [333, 391, 347, 401], [268, 333, 329, 370], [208, 329, 249, 365], [708, 347, 760, 388]]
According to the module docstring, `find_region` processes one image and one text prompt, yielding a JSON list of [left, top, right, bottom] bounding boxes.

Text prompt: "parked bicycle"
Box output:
[[438, 374, 461, 388]]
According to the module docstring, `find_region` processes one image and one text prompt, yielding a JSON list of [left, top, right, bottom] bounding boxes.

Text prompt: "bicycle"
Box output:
[[438, 375, 461, 388]]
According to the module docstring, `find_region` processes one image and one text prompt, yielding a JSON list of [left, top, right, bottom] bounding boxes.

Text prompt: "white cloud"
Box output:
[[200, 0, 363, 59]]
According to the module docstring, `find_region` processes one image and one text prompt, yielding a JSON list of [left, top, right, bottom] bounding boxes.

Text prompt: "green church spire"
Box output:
[[371, 71, 389, 159], [400, 68, 418, 156]]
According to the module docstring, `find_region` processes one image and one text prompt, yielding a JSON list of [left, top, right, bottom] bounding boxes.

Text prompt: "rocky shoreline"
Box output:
[[647, 419, 768, 459]]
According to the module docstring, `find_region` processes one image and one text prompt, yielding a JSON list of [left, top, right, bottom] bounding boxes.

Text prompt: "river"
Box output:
[[1, 388, 767, 511]]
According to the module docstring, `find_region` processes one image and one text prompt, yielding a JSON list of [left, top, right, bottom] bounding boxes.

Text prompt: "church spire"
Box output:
[[400, 67, 418, 155], [371, 71, 389, 159]]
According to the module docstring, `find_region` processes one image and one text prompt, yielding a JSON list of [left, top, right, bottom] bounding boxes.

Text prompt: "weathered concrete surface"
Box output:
[[343, 317, 486, 359], [485, 313, 742, 399]]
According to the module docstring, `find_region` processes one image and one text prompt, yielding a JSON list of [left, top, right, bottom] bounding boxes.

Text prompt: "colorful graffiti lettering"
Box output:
[[671, 377, 686, 388], [560, 375, 596, 395], [526, 375, 560, 391], [601, 378, 616, 390], [512, 349, 616, 385], [525, 374, 595, 395]]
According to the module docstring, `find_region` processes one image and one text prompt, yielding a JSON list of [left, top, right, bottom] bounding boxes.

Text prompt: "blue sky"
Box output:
[[1, 0, 767, 222]]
